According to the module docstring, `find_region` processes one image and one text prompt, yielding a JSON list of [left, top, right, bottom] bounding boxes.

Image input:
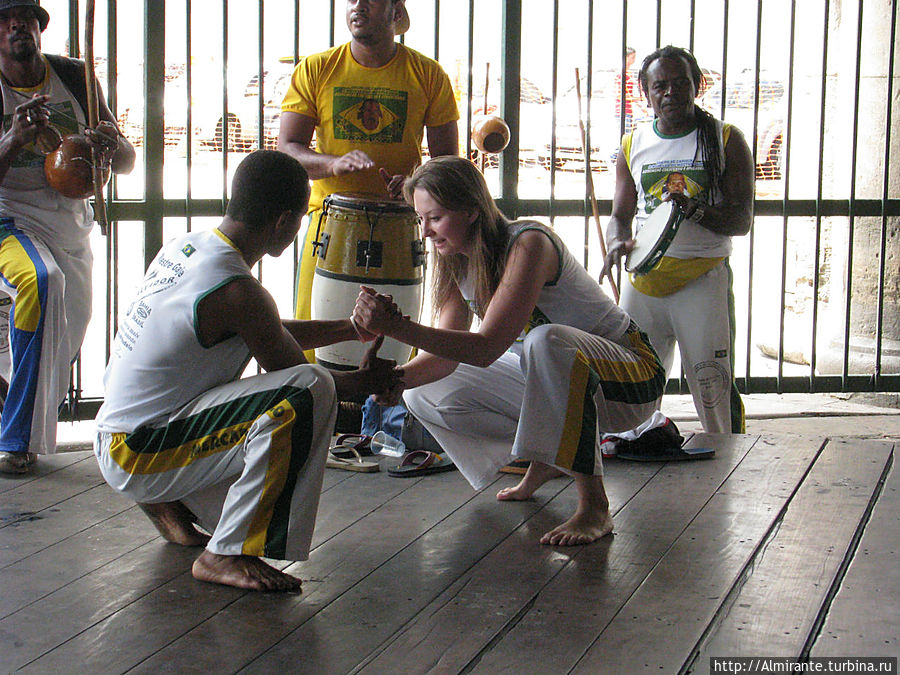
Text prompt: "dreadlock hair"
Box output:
[[403, 156, 510, 321], [638, 45, 725, 203]]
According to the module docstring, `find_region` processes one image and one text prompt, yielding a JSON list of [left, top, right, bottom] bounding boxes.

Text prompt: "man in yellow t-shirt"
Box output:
[[278, 0, 459, 345]]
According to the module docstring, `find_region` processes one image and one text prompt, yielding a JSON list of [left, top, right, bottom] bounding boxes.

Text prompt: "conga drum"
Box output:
[[311, 192, 424, 369]]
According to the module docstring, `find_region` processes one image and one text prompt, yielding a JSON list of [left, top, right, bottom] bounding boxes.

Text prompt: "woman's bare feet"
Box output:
[[497, 460, 565, 501], [138, 501, 210, 547], [540, 509, 614, 546], [540, 472, 614, 546], [192, 551, 303, 592]]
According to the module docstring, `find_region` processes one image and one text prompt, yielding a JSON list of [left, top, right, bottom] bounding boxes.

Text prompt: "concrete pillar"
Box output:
[[818, 0, 900, 376]]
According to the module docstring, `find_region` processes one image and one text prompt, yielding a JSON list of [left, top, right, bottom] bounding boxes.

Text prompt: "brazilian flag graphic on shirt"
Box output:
[[333, 86, 407, 143], [640, 159, 707, 214]]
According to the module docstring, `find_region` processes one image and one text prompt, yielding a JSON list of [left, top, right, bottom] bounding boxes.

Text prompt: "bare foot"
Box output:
[[138, 501, 210, 547], [540, 472, 614, 545], [497, 461, 565, 501], [540, 509, 614, 546], [192, 551, 303, 592]]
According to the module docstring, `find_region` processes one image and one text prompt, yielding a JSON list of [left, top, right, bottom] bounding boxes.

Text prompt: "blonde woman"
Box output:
[[353, 156, 665, 545]]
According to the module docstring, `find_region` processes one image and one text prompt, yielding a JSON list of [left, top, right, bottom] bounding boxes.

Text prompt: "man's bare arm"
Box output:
[[198, 277, 306, 371], [600, 147, 639, 280], [282, 318, 369, 350], [197, 277, 399, 399], [425, 119, 460, 158], [278, 110, 374, 179]]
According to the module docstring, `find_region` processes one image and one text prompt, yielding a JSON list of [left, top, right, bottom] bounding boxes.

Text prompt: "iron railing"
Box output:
[[46, 0, 898, 420]]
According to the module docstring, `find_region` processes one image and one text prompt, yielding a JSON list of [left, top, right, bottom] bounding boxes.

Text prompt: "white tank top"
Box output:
[[627, 118, 732, 259], [96, 229, 254, 432], [0, 55, 93, 248], [460, 220, 631, 355]]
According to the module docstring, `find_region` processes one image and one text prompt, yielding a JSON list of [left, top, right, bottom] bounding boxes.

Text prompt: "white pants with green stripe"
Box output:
[[404, 323, 665, 490], [620, 260, 745, 434], [95, 364, 335, 561]]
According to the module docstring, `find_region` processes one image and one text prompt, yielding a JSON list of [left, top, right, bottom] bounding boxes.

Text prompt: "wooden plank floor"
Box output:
[[0, 433, 895, 674]]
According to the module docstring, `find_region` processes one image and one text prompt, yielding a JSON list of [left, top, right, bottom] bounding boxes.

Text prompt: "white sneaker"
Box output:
[[0, 451, 37, 475]]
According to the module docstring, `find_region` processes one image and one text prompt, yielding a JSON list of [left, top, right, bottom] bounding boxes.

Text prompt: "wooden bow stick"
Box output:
[[84, 0, 109, 236], [574, 68, 619, 303]]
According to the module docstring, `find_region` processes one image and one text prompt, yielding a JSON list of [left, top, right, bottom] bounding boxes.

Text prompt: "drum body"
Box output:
[[625, 200, 684, 275], [311, 192, 424, 369]]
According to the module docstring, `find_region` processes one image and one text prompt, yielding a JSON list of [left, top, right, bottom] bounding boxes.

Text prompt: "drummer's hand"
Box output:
[[600, 238, 634, 283], [662, 191, 694, 216], [9, 95, 50, 146], [353, 285, 405, 336], [330, 150, 375, 176], [378, 168, 406, 199]]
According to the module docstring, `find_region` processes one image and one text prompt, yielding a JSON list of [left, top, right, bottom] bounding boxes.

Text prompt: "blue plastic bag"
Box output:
[[360, 398, 406, 440]]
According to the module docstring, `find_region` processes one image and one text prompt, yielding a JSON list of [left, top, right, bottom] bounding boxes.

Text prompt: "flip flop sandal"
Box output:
[[388, 450, 456, 478], [325, 446, 380, 473], [329, 433, 374, 459], [499, 459, 530, 475]]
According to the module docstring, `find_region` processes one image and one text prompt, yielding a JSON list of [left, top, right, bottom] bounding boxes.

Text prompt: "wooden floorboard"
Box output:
[[569, 433, 827, 674], [810, 443, 899, 660], [237, 472, 570, 674], [0, 433, 895, 674], [127, 470, 486, 674], [358, 434, 753, 675], [352, 459, 665, 675], [691, 438, 895, 669]]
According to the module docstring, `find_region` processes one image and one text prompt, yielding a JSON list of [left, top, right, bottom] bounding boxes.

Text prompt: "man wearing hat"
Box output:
[[0, 0, 135, 473], [278, 0, 459, 341]]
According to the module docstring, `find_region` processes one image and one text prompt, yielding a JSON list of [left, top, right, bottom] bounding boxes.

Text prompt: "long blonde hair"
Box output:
[[403, 157, 509, 319]]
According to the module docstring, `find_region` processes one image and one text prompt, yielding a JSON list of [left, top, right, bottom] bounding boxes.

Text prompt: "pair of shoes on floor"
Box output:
[[0, 451, 37, 475], [615, 419, 714, 462]]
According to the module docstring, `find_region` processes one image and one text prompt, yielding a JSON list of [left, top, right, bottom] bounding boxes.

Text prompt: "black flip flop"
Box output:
[[388, 450, 456, 477], [329, 433, 374, 459]]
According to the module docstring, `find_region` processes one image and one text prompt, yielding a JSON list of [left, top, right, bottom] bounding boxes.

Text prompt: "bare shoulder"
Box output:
[[196, 276, 275, 347], [511, 227, 555, 255], [507, 227, 558, 281]]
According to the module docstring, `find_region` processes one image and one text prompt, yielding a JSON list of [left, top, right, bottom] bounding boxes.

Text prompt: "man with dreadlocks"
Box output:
[[601, 45, 754, 442]]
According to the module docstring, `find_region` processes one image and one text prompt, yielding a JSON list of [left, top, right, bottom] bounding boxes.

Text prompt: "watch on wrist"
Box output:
[[688, 203, 705, 223]]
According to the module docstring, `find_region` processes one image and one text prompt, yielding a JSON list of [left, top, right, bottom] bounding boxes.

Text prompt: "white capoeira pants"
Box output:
[[95, 364, 335, 561], [404, 322, 666, 490], [620, 260, 745, 434], [0, 219, 92, 455]]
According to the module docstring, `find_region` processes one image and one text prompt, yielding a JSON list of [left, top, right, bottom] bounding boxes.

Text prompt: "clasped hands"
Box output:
[[352, 285, 408, 406]]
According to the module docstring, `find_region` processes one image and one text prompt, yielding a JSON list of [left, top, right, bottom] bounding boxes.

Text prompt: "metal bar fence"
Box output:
[[46, 0, 899, 421]]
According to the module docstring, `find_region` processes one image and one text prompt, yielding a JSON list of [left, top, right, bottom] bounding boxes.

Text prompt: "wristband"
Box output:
[[688, 203, 706, 223]]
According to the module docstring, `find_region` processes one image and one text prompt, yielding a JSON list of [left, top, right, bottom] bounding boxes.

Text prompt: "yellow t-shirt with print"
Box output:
[[282, 42, 460, 212]]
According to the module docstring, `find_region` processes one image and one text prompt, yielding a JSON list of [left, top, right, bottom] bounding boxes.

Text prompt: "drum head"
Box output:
[[326, 192, 413, 215], [625, 201, 681, 275]]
